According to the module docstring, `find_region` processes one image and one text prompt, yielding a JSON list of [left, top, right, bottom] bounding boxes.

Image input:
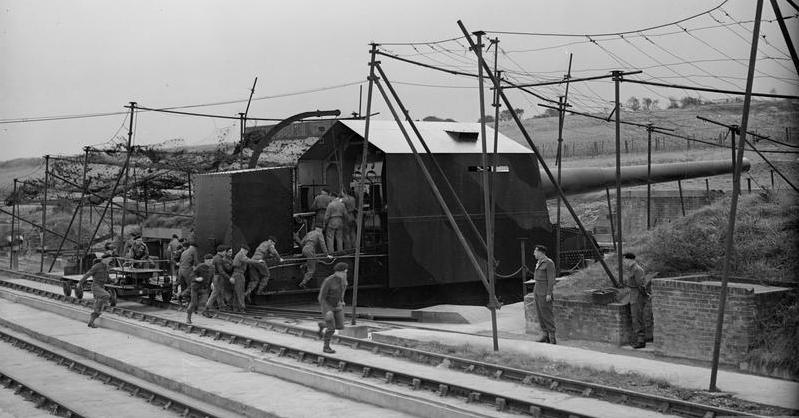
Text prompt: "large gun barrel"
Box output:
[[541, 158, 750, 198]]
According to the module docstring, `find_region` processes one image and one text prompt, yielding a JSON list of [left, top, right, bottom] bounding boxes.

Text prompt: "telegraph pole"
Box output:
[[120, 102, 136, 243], [612, 70, 623, 284], [555, 53, 573, 276], [10, 179, 17, 268], [40, 155, 49, 272], [709, 0, 764, 392], [475, 31, 499, 351]]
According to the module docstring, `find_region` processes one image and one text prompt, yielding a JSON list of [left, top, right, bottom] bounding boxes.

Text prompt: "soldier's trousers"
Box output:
[[177, 268, 193, 297], [232, 272, 246, 309], [326, 217, 344, 253], [91, 285, 110, 316], [246, 262, 270, 296], [301, 246, 317, 286], [534, 293, 555, 334], [187, 287, 209, 316], [205, 276, 229, 310], [630, 302, 646, 344]]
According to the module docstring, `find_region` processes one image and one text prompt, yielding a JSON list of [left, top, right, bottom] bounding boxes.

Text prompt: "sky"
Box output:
[[1, 0, 797, 160]]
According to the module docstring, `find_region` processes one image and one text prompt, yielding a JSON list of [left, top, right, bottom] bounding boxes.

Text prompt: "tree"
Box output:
[[680, 96, 702, 108], [422, 116, 457, 122], [642, 97, 653, 111], [667, 97, 680, 109], [499, 109, 513, 121], [651, 99, 660, 110], [514, 108, 525, 119], [626, 96, 641, 111], [477, 115, 495, 123]]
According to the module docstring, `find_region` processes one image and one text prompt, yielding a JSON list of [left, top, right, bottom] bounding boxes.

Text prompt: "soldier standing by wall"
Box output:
[[317, 262, 349, 353], [324, 195, 347, 253], [341, 189, 357, 249], [186, 254, 214, 323], [78, 254, 113, 328], [622, 252, 647, 349], [245, 236, 283, 302], [533, 245, 557, 344], [298, 226, 331, 289]]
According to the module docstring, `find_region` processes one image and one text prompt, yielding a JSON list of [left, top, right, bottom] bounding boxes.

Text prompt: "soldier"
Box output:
[[298, 226, 331, 289], [166, 234, 182, 278], [245, 236, 283, 302], [205, 245, 232, 313], [622, 252, 647, 349], [311, 188, 333, 229], [341, 189, 357, 249], [231, 245, 252, 313], [127, 233, 153, 268], [533, 244, 557, 344], [176, 241, 200, 303], [324, 195, 347, 253], [186, 254, 214, 323], [317, 262, 349, 354], [78, 254, 113, 328]]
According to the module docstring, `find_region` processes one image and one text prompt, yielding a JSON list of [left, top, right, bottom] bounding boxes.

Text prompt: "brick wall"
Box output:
[[525, 293, 653, 345], [594, 189, 724, 235], [652, 276, 793, 366]]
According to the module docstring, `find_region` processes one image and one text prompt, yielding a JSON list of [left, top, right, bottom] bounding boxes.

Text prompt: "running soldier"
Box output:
[[317, 262, 349, 353], [186, 254, 214, 323], [78, 254, 113, 328]]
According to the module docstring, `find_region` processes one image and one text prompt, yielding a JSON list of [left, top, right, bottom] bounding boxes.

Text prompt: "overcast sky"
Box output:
[[1, 0, 797, 160]]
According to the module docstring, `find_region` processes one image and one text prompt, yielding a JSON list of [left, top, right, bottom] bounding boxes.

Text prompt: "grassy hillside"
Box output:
[[498, 99, 799, 159]]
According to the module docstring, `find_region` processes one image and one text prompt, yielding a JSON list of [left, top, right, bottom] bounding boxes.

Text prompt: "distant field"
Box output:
[[498, 99, 799, 159]]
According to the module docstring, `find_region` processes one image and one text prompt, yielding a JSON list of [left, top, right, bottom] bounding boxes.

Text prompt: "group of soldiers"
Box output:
[[310, 188, 359, 254], [81, 232, 350, 353]]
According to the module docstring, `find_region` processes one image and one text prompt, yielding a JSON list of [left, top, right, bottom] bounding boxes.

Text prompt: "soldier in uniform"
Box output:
[[341, 189, 357, 249], [311, 188, 333, 229], [186, 254, 214, 323], [231, 245, 252, 312], [205, 245, 232, 313], [533, 244, 557, 344], [298, 226, 331, 289], [245, 236, 282, 301], [324, 195, 347, 253], [166, 234, 182, 278], [317, 262, 348, 353], [176, 241, 200, 303], [78, 254, 113, 328], [127, 233, 153, 268], [622, 252, 647, 349]]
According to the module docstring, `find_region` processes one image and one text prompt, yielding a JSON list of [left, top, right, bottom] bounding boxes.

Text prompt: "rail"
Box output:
[[0, 267, 757, 418]]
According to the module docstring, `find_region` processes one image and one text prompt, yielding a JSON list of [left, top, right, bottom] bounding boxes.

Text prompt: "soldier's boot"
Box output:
[[548, 332, 557, 345], [186, 312, 192, 324], [87, 312, 99, 328], [316, 322, 325, 340], [322, 328, 336, 354], [536, 334, 549, 343]]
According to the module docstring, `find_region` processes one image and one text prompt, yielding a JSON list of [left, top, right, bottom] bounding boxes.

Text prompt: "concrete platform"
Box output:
[[0, 287, 674, 418], [371, 327, 799, 410], [0, 297, 417, 418], [0, 385, 55, 418]]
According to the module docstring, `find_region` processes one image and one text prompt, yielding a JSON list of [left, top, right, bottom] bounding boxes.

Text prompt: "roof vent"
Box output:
[[445, 130, 479, 142]]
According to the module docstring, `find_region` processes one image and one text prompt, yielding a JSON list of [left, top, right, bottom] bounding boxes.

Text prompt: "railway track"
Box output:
[[0, 328, 216, 418], [0, 267, 755, 418]]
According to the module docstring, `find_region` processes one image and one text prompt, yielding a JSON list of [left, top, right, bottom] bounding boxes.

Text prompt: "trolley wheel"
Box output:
[[62, 282, 72, 297], [161, 290, 172, 303], [74, 286, 84, 300], [108, 289, 117, 307]]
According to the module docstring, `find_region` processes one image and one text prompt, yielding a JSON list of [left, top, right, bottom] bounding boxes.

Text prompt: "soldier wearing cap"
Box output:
[[186, 254, 214, 323], [317, 262, 349, 353], [79, 254, 113, 328], [231, 245, 252, 312], [205, 245, 232, 313], [298, 226, 331, 289], [533, 244, 557, 344], [245, 236, 282, 301], [622, 252, 647, 349]]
